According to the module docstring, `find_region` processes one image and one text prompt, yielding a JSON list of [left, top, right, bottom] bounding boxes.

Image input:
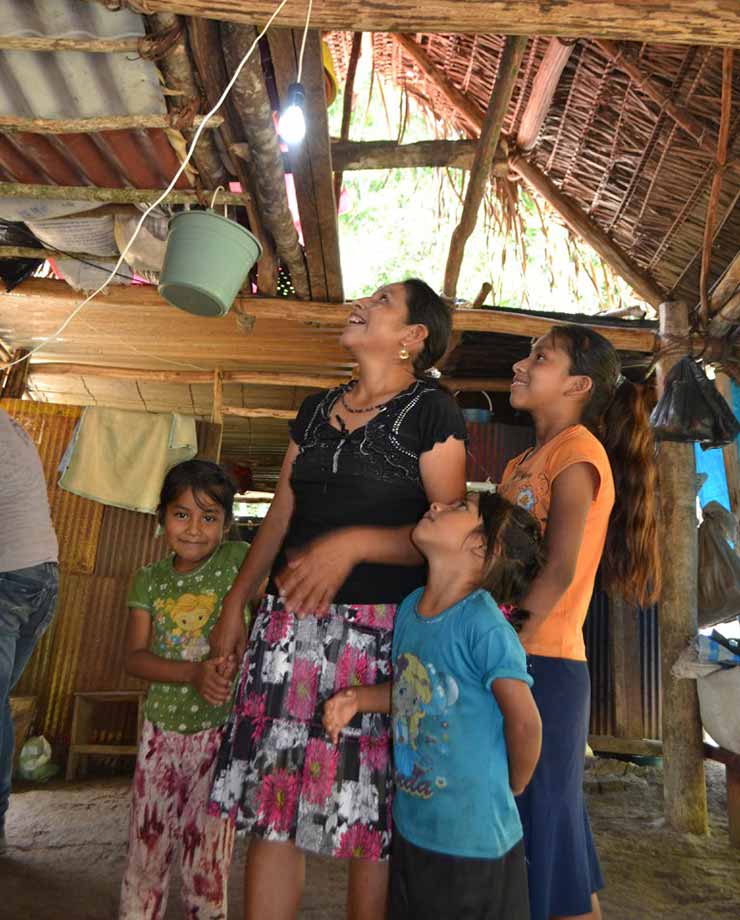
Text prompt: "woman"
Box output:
[[209, 279, 467, 920]]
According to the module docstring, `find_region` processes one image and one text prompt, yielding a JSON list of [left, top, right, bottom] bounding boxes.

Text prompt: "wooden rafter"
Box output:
[[516, 38, 575, 151], [707, 249, 740, 337], [334, 32, 363, 206], [444, 36, 528, 298], [2, 280, 658, 353], [221, 21, 310, 298], [186, 16, 279, 294], [268, 28, 343, 302], [0, 182, 245, 205], [0, 114, 222, 133], [112, 2, 740, 48], [25, 361, 512, 393], [146, 11, 227, 188]]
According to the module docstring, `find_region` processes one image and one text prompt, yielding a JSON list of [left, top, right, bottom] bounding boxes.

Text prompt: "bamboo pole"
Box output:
[[334, 32, 363, 206], [444, 36, 527, 298], [222, 406, 298, 420], [656, 300, 708, 835], [510, 155, 666, 308], [0, 181, 244, 205], [0, 114, 223, 134], [0, 35, 142, 53], [211, 369, 223, 424], [517, 38, 575, 151]]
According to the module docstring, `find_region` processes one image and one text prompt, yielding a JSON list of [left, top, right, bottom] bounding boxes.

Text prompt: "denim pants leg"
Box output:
[[0, 562, 59, 833]]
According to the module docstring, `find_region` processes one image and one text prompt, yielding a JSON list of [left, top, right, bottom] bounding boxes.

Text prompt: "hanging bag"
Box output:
[[649, 356, 740, 449], [697, 501, 740, 628]]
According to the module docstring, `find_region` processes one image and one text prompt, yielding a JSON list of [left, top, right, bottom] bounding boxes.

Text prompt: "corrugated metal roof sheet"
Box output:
[[0, 0, 189, 195]]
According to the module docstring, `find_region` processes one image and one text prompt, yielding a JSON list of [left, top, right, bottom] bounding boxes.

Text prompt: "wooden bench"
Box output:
[[66, 690, 145, 781], [704, 742, 740, 847]]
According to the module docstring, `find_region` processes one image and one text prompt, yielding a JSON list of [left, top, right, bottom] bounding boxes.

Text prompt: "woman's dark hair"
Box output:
[[549, 325, 661, 605], [403, 278, 453, 377], [475, 492, 545, 630], [157, 459, 236, 526]]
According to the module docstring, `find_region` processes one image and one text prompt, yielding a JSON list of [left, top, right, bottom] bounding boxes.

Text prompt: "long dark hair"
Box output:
[[403, 278, 453, 377], [550, 325, 661, 605], [475, 492, 545, 628]]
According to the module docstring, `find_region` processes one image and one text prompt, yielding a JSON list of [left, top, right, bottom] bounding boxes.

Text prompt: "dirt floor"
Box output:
[[1, 758, 738, 920]]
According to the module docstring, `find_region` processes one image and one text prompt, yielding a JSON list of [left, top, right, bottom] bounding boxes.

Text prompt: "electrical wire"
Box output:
[[296, 0, 314, 83], [1, 0, 303, 371]]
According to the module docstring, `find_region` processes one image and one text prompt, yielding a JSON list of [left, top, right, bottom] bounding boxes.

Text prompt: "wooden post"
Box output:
[[444, 35, 527, 298], [1, 350, 30, 399], [334, 32, 363, 206], [210, 370, 224, 461], [656, 300, 708, 834], [609, 594, 644, 738]]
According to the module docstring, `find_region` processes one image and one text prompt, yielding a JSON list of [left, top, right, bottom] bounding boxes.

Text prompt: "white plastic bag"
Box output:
[[18, 735, 59, 782], [697, 668, 740, 754]]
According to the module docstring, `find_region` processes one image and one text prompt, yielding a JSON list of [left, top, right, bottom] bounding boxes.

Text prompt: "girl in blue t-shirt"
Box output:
[[323, 492, 544, 920]]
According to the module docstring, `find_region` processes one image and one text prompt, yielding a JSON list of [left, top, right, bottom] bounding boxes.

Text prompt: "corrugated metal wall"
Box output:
[[467, 418, 663, 741], [3, 398, 166, 749]]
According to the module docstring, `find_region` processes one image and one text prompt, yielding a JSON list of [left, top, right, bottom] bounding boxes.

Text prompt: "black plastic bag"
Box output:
[[649, 356, 740, 449]]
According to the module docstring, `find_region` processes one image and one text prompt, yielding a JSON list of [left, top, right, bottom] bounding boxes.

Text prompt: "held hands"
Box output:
[[322, 687, 359, 744], [275, 531, 359, 618], [209, 593, 247, 665], [192, 657, 235, 706]]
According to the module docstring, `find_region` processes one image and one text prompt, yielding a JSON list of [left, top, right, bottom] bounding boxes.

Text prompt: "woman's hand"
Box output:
[[209, 592, 248, 662], [275, 531, 359, 618], [191, 658, 234, 706], [323, 688, 359, 744]]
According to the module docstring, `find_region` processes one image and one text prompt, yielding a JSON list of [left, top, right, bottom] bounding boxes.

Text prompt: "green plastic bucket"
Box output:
[[158, 209, 262, 317]]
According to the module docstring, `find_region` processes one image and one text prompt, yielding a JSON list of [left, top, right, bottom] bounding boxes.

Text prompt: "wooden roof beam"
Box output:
[[268, 28, 344, 301], [516, 38, 575, 151], [187, 16, 279, 295], [0, 114, 222, 133], [116, 2, 740, 49], [221, 21, 311, 299], [707, 250, 740, 337], [25, 361, 513, 392], [1, 280, 658, 353], [444, 36, 528, 298], [145, 11, 227, 188]]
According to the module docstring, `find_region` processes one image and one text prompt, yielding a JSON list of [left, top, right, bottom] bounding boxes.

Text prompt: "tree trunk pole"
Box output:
[[656, 300, 708, 835], [443, 35, 527, 298]]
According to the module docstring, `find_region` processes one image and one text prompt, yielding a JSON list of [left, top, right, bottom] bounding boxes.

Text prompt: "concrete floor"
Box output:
[[0, 760, 737, 919]]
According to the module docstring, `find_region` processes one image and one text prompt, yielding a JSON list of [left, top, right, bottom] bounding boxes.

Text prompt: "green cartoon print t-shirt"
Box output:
[[127, 540, 250, 733]]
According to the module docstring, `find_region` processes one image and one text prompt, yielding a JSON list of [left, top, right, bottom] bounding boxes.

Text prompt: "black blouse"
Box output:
[[267, 380, 467, 605]]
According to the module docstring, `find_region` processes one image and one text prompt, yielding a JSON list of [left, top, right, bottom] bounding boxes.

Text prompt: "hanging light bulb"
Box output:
[[278, 82, 306, 146]]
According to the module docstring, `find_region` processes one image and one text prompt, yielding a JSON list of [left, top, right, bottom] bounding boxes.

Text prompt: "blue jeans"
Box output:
[[0, 562, 59, 833]]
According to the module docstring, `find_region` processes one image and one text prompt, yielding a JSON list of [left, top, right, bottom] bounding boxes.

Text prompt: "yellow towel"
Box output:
[[59, 407, 198, 514]]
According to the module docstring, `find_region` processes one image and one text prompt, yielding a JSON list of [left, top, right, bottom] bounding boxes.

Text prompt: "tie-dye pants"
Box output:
[[119, 720, 236, 920]]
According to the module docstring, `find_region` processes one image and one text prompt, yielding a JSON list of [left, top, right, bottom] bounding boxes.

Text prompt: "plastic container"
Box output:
[[158, 209, 262, 317], [456, 390, 493, 424]]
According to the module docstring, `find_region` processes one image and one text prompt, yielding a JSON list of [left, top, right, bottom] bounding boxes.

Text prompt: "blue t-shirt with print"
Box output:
[[391, 587, 533, 859]]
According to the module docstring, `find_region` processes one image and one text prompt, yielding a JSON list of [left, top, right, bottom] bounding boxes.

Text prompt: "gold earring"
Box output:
[[399, 345, 410, 361]]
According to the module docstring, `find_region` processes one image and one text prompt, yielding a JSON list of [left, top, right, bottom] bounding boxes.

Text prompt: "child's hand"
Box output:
[[215, 653, 238, 681], [192, 658, 233, 706], [323, 688, 359, 744]]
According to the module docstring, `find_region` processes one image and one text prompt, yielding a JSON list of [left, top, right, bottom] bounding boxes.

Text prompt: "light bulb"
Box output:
[[278, 82, 306, 146]]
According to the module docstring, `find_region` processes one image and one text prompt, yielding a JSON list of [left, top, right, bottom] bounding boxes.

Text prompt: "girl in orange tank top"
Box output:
[[498, 325, 660, 920]]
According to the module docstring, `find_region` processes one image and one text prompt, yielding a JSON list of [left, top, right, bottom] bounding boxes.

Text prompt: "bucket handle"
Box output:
[[210, 185, 228, 217], [454, 390, 493, 412]]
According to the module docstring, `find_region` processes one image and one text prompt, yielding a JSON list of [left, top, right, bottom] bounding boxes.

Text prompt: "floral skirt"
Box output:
[[209, 594, 396, 861]]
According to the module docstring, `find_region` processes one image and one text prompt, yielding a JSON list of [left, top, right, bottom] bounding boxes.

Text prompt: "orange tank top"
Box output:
[[498, 425, 615, 661]]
